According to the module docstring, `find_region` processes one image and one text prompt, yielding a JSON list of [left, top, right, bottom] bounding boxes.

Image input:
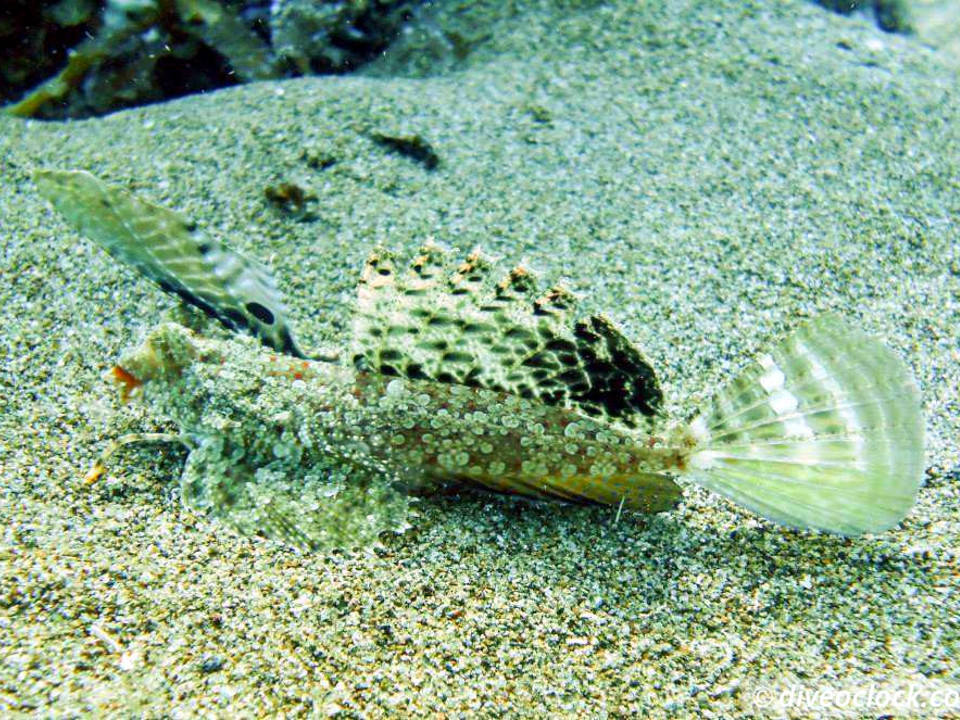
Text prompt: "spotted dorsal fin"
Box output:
[[34, 169, 304, 357], [350, 243, 663, 427]]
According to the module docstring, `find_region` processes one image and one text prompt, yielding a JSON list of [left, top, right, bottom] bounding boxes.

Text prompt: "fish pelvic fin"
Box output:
[[34, 169, 304, 357], [685, 314, 924, 536]]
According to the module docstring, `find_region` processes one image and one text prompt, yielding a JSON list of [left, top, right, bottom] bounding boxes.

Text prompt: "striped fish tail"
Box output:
[[685, 315, 924, 536]]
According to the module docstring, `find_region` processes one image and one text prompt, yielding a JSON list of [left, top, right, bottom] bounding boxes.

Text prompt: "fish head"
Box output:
[[108, 323, 211, 399]]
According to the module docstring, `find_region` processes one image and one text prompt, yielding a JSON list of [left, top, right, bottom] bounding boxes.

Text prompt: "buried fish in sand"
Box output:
[[35, 169, 925, 550]]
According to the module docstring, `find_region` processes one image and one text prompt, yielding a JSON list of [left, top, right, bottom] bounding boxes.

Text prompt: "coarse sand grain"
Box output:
[[1, 0, 958, 716]]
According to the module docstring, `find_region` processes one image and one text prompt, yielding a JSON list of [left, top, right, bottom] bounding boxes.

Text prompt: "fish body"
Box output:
[[36, 169, 926, 549], [117, 322, 685, 547]]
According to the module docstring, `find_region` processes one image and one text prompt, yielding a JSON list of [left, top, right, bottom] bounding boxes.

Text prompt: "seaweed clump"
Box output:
[[814, 0, 913, 33], [263, 181, 318, 221], [369, 131, 440, 170], [269, 0, 416, 74], [4, 0, 421, 120], [0, 1, 100, 109], [5, 0, 280, 119]]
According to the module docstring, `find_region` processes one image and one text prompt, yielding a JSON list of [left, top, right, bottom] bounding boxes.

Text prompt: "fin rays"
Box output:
[[35, 169, 304, 357], [687, 315, 924, 535], [350, 243, 663, 427]]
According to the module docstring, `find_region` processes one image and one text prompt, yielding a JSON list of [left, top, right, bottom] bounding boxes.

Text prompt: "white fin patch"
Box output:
[[686, 315, 924, 536]]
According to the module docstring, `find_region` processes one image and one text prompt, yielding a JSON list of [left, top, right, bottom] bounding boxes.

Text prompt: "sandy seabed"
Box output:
[[1, 0, 958, 716]]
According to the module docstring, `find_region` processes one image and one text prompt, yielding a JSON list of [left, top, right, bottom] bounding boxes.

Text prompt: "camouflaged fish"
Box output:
[[35, 169, 926, 549]]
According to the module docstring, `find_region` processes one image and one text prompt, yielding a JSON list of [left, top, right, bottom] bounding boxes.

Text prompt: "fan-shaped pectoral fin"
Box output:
[[179, 442, 411, 550]]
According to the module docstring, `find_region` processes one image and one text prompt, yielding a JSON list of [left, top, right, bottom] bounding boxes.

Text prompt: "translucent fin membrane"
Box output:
[[180, 440, 410, 551], [35, 169, 303, 357], [687, 315, 924, 536]]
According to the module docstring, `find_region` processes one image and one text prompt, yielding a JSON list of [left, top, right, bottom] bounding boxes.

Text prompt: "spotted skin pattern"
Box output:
[[117, 324, 683, 549], [351, 244, 663, 428], [36, 168, 926, 549]]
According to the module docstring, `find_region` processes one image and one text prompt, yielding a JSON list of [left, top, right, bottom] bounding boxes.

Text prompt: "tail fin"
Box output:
[[686, 315, 924, 536]]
